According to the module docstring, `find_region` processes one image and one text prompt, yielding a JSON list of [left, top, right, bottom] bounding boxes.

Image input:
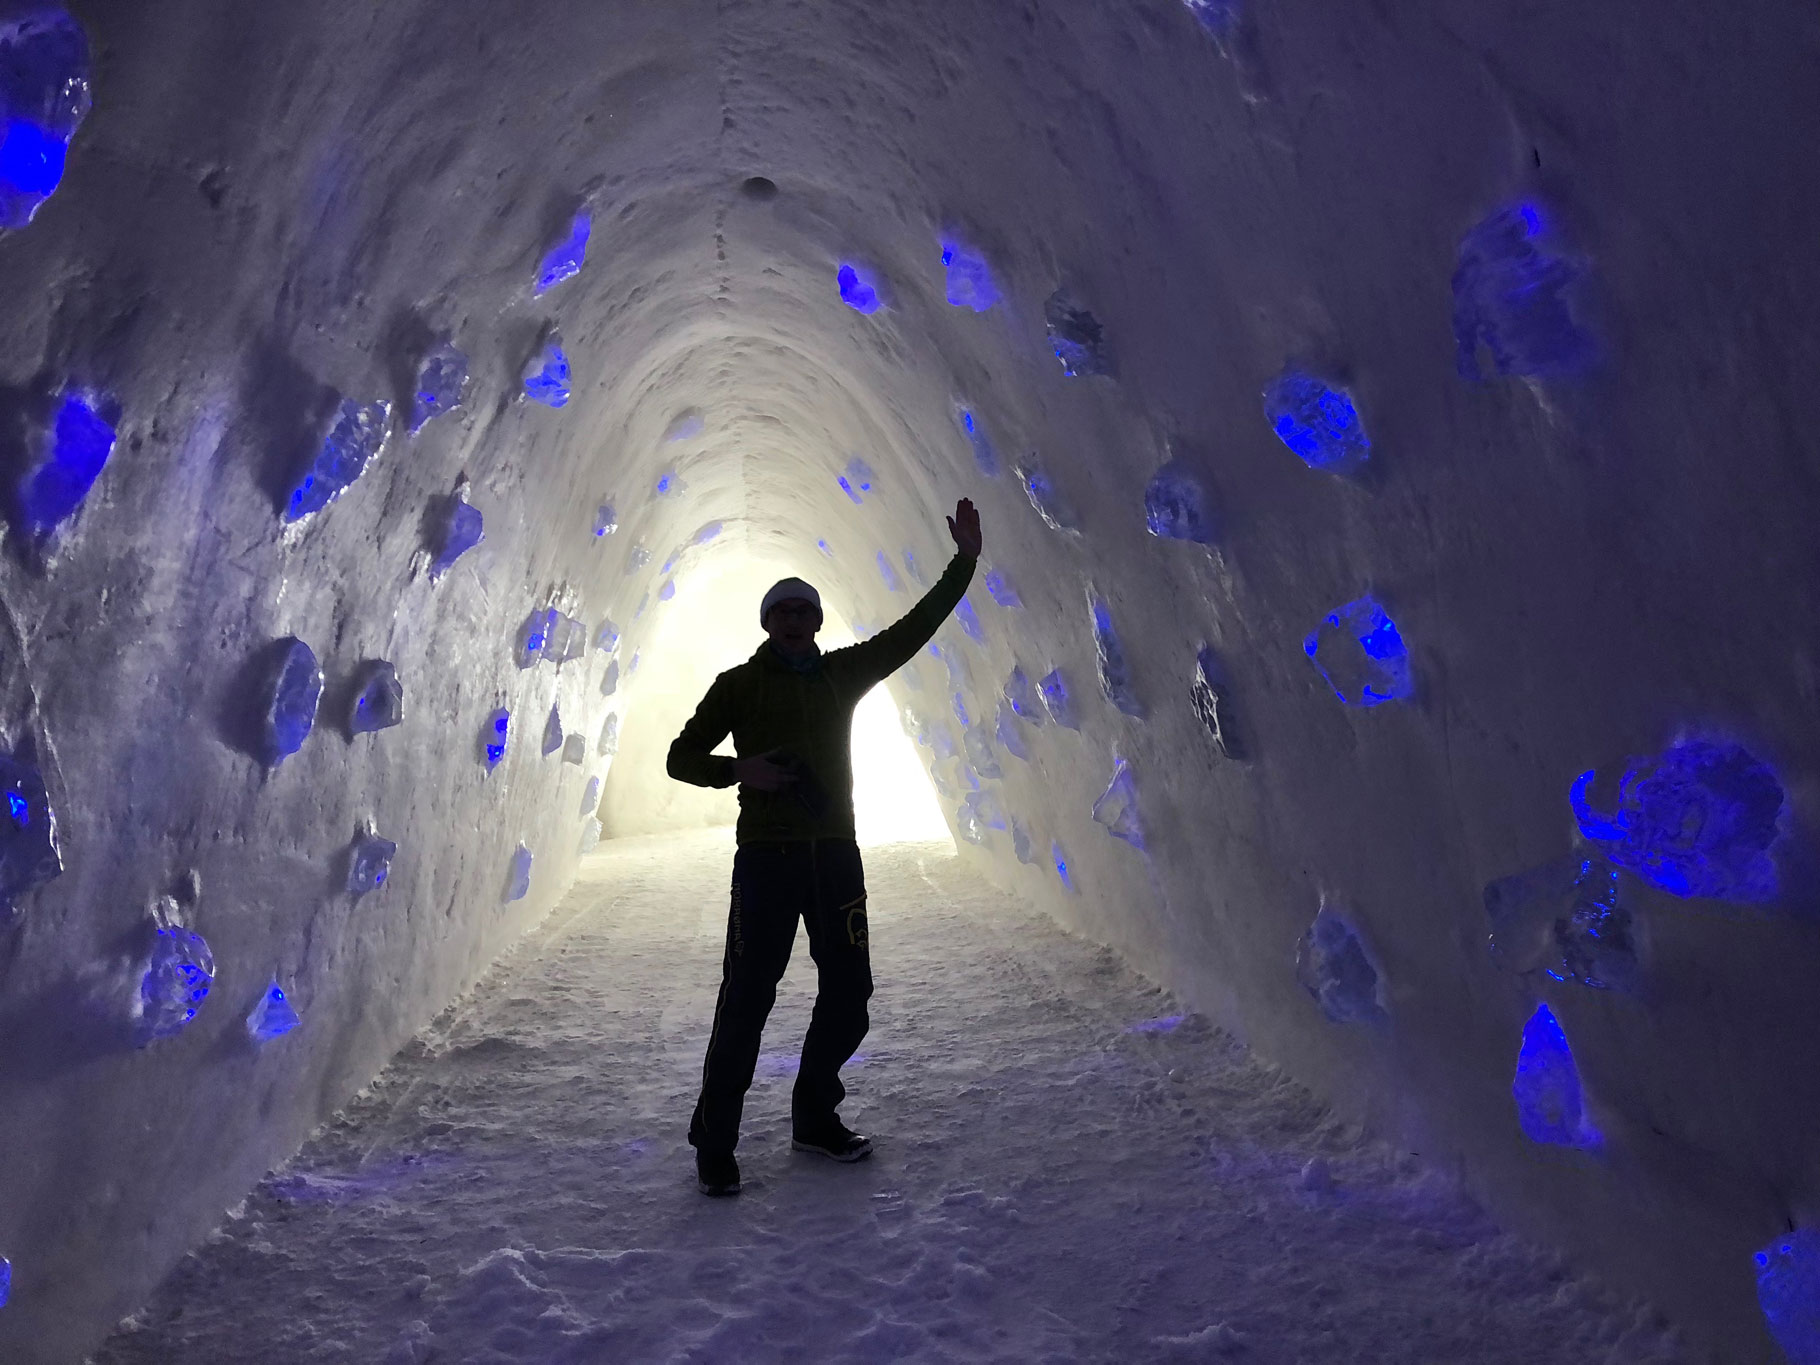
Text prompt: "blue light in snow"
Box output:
[[1757, 1228, 1820, 1365], [1570, 739, 1783, 902], [0, 11, 92, 229], [1453, 202, 1595, 380], [955, 597, 985, 643], [483, 707, 509, 769], [522, 332, 571, 408], [940, 239, 999, 311], [983, 569, 1021, 608], [534, 209, 591, 296], [877, 551, 902, 591], [1262, 367, 1369, 471], [1052, 840, 1073, 890], [246, 979, 302, 1041], [17, 391, 115, 537], [5, 792, 25, 827], [839, 457, 875, 504], [816, 538, 833, 557], [1512, 1004, 1599, 1148], [1304, 598, 1411, 706], [954, 404, 999, 476], [837, 263, 881, 313]]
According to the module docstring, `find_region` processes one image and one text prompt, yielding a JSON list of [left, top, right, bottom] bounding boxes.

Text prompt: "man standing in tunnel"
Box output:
[[667, 498, 983, 1196]]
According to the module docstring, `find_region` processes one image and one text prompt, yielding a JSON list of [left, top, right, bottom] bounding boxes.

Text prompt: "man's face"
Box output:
[[764, 598, 821, 657]]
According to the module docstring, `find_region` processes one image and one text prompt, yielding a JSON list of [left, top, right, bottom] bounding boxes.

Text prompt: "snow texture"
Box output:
[[96, 835, 1685, 1365]]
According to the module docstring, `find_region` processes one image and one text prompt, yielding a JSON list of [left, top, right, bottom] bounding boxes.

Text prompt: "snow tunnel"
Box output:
[[1, 2, 1818, 1360]]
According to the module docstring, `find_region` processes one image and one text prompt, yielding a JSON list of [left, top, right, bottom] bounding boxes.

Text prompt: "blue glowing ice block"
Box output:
[[1295, 905, 1386, 1024], [430, 485, 483, 579], [983, 568, 1021, 608], [284, 398, 390, 523], [1453, 203, 1595, 381], [940, 238, 998, 311], [0, 749, 62, 910], [1044, 290, 1110, 377], [136, 900, 214, 1045], [1091, 597, 1143, 717], [1015, 460, 1075, 531], [482, 707, 509, 770], [347, 831, 396, 894], [954, 404, 999, 477], [1757, 1228, 1820, 1365], [246, 979, 302, 1041], [841, 457, 875, 505], [410, 339, 469, 433], [837, 262, 882, 313], [1262, 367, 1369, 471], [263, 638, 322, 765], [1304, 597, 1411, 706], [15, 390, 115, 538], [0, 11, 92, 230], [1143, 466, 1215, 542], [522, 331, 571, 408], [1512, 1003, 1599, 1147], [1092, 758, 1144, 849], [534, 208, 591, 296], [349, 661, 403, 734], [542, 704, 563, 757], [507, 844, 533, 902]]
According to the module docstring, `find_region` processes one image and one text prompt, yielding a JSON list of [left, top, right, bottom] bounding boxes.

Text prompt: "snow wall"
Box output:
[[1, 1, 1817, 1359]]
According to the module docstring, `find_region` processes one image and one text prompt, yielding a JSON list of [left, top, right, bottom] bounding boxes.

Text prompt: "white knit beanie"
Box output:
[[760, 577, 822, 626]]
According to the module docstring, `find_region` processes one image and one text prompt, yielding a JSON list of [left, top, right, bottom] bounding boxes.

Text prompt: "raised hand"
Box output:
[[947, 497, 983, 558]]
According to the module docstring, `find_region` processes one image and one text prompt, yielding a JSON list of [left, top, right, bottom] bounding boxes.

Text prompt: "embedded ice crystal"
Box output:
[[817, 538, 834, 557], [1295, 906, 1385, 1024], [964, 725, 1001, 780], [994, 701, 1030, 761], [841, 457, 876, 505], [1143, 466, 1215, 543], [1016, 460, 1076, 531], [581, 817, 602, 853], [0, 1253, 10, 1307], [1052, 840, 1074, 890], [349, 661, 403, 734], [262, 637, 322, 765], [929, 722, 958, 760], [837, 262, 882, 313], [940, 238, 999, 311], [284, 398, 390, 523], [626, 544, 650, 573], [430, 484, 483, 579], [534, 208, 591, 296], [516, 608, 557, 669], [0, 749, 61, 909], [522, 331, 571, 407], [930, 766, 958, 801], [1038, 669, 1079, 729], [135, 900, 214, 1045], [581, 776, 601, 815], [983, 568, 1021, 608], [1190, 645, 1240, 759], [347, 831, 396, 894], [1011, 820, 1036, 864], [1453, 203, 1595, 380], [1044, 290, 1111, 376], [1571, 739, 1783, 902], [901, 707, 930, 747], [542, 705, 563, 756], [600, 659, 620, 697], [594, 502, 617, 538], [955, 799, 988, 846], [410, 340, 469, 433], [1483, 855, 1640, 991], [1304, 598, 1411, 706], [1091, 597, 1143, 717], [655, 469, 684, 498], [0, 10, 92, 230], [954, 404, 999, 477], [902, 549, 927, 587], [955, 597, 985, 644], [1092, 758, 1144, 849], [951, 692, 970, 728], [507, 845, 532, 902], [1757, 1228, 1820, 1365], [1512, 1004, 1599, 1147], [594, 619, 620, 657], [967, 788, 1008, 831], [597, 712, 619, 757], [481, 707, 509, 769], [1262, 367, 1369, 471], [664, 409, 704, 442], [876, 551, 902, 592], [1004, 666, 1042, 722], [659, 579, 675, 602], [14, 389, 115, 538], [694, 520, 722, 545], [562, 733, 585, 765], [246, 978, 301, 1042]]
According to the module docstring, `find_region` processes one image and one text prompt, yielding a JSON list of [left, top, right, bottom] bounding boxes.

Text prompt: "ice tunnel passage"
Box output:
[[2, 0, 1819, 1360]]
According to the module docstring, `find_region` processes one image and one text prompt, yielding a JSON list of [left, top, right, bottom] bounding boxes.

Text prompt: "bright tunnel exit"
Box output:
[[597, 545, 954, 848]]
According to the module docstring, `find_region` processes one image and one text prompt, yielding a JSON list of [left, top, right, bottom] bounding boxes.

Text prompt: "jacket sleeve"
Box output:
[[841, 551, 977, 687], [667, 672, 738, 787]]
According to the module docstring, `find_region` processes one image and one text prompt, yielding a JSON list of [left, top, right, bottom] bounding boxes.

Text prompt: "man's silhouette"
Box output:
[[667, 498, 983, 1195]]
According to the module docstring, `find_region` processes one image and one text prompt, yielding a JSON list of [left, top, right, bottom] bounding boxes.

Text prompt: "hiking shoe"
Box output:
[[696, 1149, 741, 1196], [791, 1120, 873, 1163]]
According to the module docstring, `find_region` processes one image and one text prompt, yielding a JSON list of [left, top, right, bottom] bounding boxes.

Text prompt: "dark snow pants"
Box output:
[[689, 839, 872, 1155]]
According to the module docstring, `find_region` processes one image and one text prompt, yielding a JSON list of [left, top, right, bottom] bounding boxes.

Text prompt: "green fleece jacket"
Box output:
[[667, 551, 976, 843]]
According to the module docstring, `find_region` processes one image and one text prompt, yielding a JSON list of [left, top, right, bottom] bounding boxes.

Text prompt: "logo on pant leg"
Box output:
[[841, 895, 868, 948], [731, 880, 745, 957]]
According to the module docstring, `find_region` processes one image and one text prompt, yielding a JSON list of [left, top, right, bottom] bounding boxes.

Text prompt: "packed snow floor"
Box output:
[[97, 831, 1690, 1364]]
